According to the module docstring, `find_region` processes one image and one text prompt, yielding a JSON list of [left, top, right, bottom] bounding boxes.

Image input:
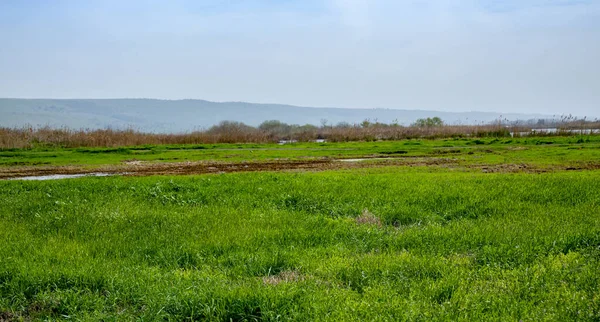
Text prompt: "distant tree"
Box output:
[[335, 121, 352, 129], [259, 120, 286, 132], [207, 121, 255, 134], [412, 117, 444, 127], [297, 124, 318, 131], [320, 119, 329, 128], [294, 124, 319, 141], [259, 120, 292, 138]]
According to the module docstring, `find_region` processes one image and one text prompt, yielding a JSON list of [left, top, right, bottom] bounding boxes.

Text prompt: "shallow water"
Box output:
[[511, 128, 600, 136], [278, 139, 327, 145], [8, 173, 114, 181]]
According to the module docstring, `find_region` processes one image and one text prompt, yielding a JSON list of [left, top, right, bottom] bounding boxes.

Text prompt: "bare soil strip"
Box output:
[[1, 158, 599, 180], [0, 158, 451, 179]]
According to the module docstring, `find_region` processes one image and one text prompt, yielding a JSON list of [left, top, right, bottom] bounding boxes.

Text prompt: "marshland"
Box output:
[[3, 0, 600, 319], [1, 126, 599, 320]]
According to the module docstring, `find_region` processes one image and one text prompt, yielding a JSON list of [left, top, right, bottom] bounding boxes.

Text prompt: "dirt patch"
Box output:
[[0, 311, 18, 322], [356, 209, 382, 227], [2, 158, 598, 180], [476, 162, 600, 173], [430, 149, 462, 155], [478, 163, 538, 173], [123, 160, 145, 166], [262, 270, 304, 285], [129, 160, 336, 176], [0, 157, 458, 179], [565, 162, 600, 171]]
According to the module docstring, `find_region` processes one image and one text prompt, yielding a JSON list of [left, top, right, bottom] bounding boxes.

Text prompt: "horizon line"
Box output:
[[0, 97, 563, 117]]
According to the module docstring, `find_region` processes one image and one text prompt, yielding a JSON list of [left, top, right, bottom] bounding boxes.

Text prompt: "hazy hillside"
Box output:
[[0, 99, 553, 133]]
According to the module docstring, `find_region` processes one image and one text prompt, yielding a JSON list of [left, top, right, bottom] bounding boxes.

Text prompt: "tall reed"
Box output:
[[1, 119, 596, 149]]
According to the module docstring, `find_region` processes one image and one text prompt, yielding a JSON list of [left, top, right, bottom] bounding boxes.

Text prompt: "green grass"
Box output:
[[1, 135, 600, 168], [1, 163, 600, 320]]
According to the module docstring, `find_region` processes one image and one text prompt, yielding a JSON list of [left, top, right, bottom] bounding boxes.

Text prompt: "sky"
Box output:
[[0, 0, 599, 117]]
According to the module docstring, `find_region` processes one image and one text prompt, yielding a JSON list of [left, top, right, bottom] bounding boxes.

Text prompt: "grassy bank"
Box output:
[[1, 164, 599, 320]]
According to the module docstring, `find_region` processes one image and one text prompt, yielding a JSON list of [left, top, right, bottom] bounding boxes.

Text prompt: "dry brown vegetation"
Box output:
[[355, 209, 382, 227], [1, 119, 597, 149], [262, 270, 304, 285]]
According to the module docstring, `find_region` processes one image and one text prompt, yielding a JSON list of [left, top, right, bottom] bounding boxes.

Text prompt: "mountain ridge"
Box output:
[[0, 98, 556, 133]]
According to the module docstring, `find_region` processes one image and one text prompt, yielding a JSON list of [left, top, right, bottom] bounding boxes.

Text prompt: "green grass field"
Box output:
[[1, 136, 600, 320], [2, 136, 600, 168]]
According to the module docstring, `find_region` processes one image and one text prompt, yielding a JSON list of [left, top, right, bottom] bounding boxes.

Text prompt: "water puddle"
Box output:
[[278, 139, 327, 145], [8, 173, 115, 181], [278, 140, 298, 145], [510, 128, 600, 137]]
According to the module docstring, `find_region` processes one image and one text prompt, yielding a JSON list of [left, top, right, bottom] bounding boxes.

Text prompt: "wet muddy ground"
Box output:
[[1, 156, 599, 180], [0, 157, 448, 180]]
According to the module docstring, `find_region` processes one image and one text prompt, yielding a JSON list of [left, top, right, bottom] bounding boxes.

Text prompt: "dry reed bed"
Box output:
[[2, 123, 586, 149]]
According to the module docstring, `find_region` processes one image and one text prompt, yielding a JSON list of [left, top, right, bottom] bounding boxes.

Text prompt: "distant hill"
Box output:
[[0, 98, 553, 133]]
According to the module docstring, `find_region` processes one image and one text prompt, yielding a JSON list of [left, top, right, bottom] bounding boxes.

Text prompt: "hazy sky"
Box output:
[[1, 0, 599, 116]]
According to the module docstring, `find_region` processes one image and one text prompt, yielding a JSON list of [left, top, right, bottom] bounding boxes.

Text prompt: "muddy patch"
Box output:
[[0, 158, 454, 179], [476, 161, 600, 173], [2, 157, 596, 180], [479, 164, 534, 173]]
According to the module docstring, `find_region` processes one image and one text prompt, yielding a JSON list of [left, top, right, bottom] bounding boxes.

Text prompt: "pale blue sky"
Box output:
[[1, 0, 599, 116]]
